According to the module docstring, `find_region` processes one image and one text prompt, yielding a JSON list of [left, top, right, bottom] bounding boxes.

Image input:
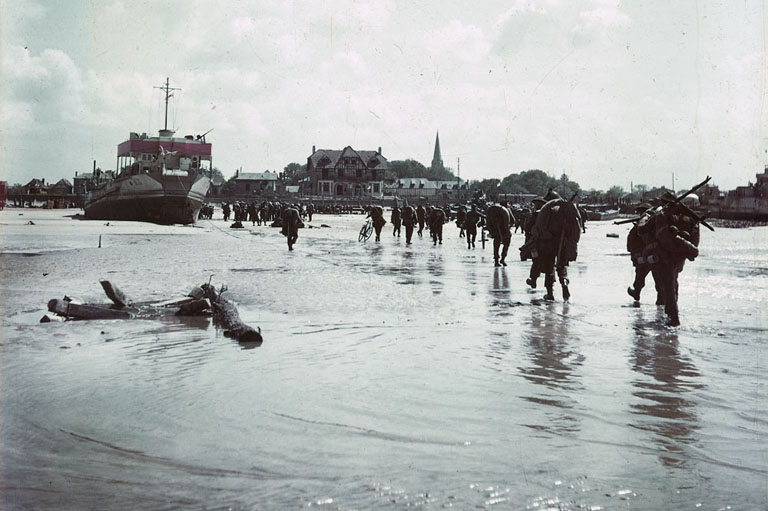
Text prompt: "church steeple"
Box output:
[[431, 131, 444, 172]]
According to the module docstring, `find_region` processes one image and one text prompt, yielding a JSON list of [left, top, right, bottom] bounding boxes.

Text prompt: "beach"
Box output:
[[0, 207, 766, 510]]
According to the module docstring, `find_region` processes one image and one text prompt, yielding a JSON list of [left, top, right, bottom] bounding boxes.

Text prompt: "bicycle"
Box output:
[[358, 218, 374, 242]]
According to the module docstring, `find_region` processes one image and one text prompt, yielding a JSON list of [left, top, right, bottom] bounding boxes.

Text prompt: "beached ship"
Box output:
[[84, 79, 212, 225]]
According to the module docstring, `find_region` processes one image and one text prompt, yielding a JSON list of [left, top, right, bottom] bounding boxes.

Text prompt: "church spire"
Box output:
[[431, 131, 444, 172]]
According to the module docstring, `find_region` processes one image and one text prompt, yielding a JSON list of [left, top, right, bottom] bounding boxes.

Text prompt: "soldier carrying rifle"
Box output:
[[617, 177, 714, 326]]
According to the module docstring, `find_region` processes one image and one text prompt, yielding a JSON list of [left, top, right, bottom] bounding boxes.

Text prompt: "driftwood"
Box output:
[[200, 283, 263, 344], [42, 280, 263, 346]]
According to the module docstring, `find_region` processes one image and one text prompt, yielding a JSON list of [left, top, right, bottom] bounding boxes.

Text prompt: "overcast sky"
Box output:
[[2, 0, 766, 192]]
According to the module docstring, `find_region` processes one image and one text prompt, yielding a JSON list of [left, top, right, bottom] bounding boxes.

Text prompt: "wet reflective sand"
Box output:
[[1, 209, 766, 510]]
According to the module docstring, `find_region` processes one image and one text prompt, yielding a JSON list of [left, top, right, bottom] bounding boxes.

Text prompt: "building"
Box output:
[[22, 178, 48, 195], [48, 179, 73, 196], [233, 170, 279, 195], [386, 178, 466, 201], [306, 145, 388, 198]]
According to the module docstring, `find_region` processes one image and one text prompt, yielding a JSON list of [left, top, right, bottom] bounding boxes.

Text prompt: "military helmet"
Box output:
[[634, 203, 652, 214], [543, 189, 561, 201]]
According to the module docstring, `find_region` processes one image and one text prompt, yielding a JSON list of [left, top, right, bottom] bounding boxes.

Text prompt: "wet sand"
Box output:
[[1, 208, 766, 510]]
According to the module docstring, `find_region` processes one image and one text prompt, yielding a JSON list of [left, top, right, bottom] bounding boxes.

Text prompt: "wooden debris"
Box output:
[[100, 280, 129, 307], [201, 284, 263, 344], [48, 299, 133, 320]]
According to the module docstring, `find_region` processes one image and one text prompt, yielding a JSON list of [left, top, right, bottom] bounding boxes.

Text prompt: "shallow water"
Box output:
[[0, 209, 766, 510]]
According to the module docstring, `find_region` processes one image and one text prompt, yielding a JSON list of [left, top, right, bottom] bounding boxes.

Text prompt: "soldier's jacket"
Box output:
[[532, 199, 582, 262], [401, 206, 416, 226]]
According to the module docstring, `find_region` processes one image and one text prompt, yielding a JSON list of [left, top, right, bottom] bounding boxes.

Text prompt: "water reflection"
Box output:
[[518, 303, 584, 434], [426, 253, 444, 295], [489, 268, 510, 309], [629, 310, 702, 468]]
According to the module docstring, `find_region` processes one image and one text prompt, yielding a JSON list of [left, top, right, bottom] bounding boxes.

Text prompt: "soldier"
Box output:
[[367, 205, 387, 242], [456, 205, 467, 238], [520, 197, 547, 288], [429, 206, 446, 245], [635, 194, 702, 326], [222, 201, 231, 221], [307, 202, 314, 222], [416, 204, 426, 237], [486, 203, 512, 266], [626, 203, 655, 302], [532, 191, 582, 300], [401, 204, 416, 244], [464, 204, 483, 249], [281, 206, 301, 250], [391, 205, 402, 237]]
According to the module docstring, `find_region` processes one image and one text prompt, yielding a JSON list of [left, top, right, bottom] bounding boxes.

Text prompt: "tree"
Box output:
[[283, 162, 305, 183], [387, 159, 456, 181], [605, 185, 625, 204], [209, 167, 226, 184]]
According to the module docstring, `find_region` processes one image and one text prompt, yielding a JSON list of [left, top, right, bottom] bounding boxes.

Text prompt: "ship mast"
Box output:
[[154, 77, 181, 131]]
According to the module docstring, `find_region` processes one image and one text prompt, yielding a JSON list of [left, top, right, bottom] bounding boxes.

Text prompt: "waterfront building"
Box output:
[[306, 145, 388, 198]]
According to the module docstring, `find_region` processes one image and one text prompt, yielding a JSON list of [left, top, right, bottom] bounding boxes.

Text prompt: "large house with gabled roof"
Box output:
[[306, 145, 388, 197]]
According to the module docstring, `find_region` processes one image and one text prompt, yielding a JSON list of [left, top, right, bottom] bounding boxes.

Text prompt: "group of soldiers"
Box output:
[[204, 181, 709, 326], [367, 184, 707, 326], [217, 200, 315, 226]]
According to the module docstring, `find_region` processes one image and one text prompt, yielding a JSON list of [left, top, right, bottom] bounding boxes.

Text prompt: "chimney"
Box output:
[[378, 147, 382, 155], [312, 145, 316, 154], [236, 169, 239, 178], [75, 171, 78, 177], [93, 160, 96, 173]]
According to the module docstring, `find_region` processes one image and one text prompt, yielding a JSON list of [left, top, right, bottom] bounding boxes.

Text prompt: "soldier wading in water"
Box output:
[[530, 190, 582, 301]]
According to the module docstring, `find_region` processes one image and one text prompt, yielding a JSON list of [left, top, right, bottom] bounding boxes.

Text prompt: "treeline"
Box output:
[[469, 169, 580, 201]]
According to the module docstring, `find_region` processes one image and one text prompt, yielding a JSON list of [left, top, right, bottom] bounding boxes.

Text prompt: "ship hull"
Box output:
[[85, 173, 210, 225]]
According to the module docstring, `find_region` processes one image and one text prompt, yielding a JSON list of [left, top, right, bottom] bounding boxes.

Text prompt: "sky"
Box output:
[[1, 0, 767, 192]]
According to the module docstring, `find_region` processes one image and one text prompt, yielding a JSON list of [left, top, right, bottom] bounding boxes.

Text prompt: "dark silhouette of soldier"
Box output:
[[532, 191, 582, 301], [636, 196, 701, 326], [486, 203, 512, 266], [521, 197, 546, 288], [306, 202, 314, 222], [401, 205, 416, 244], [464, 204, 483, 249], [626, 203, 657, 301], [281, 207, 301, 251], [368, 205, 387, 242], [416, 204, 426, 237], [391, 205, 402, 237], [456, 205, 467, 238], [429, 206, 445, 245]]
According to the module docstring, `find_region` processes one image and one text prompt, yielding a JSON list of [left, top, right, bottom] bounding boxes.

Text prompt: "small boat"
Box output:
[[84, 78, 212, 225]]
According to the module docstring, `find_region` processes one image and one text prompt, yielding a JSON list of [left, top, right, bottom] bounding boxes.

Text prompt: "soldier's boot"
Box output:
[[526, 278, 537, 289], [655, 293, 665, 306], [628, 286, 641, 301], [667, 314, 680, 327], [543, 274, 555, 300], [561, 277, 570, 301], [494, 256, 500, 267], [500, 257, 507, 266]]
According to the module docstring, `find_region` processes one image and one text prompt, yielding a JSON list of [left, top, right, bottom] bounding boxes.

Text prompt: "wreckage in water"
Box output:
[[84, 78, 212, 225]]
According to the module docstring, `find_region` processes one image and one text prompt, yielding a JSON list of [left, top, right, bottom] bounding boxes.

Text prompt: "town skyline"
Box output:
[[2, 1, 766, 193]]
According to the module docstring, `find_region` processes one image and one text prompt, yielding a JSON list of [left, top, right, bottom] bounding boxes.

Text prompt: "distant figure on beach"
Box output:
[[367, 205, 387, 242], [429, 206, 446, 245], [633, 194, 701, 326], [391, 206, 402, 237], [281, 207, 301, 250], [306, 203, 314, 222], [456, 205, 467, 238], [464, 204, 483, 249], [486, 203, 512, 266], [401, 205, 416, 244], [531, 190, 582, 301], [416, 205, 426, 237], [222, 202, 231, 221]]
